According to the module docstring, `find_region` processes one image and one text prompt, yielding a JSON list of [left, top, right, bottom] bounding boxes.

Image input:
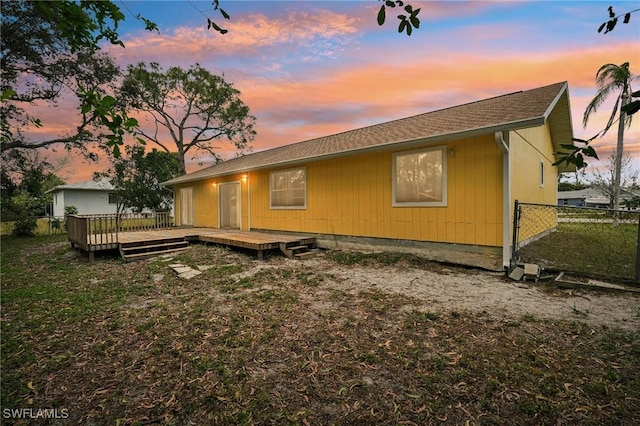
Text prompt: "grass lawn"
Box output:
[[518, 222, 638, 281], [1, 235, 639, 425]]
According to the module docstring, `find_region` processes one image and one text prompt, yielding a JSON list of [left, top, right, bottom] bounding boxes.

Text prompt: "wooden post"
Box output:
[[510, 200, 520, 269]]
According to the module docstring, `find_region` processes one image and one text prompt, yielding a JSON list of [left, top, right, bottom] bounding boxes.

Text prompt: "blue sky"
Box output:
[[39, 1, 640, 182]]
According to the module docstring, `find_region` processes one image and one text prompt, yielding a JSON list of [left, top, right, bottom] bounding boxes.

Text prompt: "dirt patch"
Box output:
[[237, 254, 640, 331], [3, 239, 639, 425]]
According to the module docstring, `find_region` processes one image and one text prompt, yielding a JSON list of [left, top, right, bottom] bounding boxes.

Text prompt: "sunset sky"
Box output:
[[32, 0, 640, 183]]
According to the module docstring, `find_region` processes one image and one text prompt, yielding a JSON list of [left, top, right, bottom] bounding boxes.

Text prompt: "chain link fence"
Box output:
[[512, 202, 640, 283]]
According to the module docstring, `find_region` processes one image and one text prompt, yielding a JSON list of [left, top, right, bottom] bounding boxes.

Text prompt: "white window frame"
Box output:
[[270, 167, 307, 210], [540, 160, 545, 187], [392, 146, 447, 207]]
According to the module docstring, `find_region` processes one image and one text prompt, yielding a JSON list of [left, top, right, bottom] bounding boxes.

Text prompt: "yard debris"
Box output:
[[3, 238, 640, 425], [523, 263, 541, 282], [555, 272, 640, 294], [508, 266, 524, 281]]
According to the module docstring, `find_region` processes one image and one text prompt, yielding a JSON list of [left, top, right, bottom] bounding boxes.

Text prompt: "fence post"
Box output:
[[510, 200, 519, 267]]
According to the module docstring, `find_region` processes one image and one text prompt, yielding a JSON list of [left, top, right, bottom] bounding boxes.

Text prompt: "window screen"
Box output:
[[393, 147, 446, 206], [270, 168, 306, 208]]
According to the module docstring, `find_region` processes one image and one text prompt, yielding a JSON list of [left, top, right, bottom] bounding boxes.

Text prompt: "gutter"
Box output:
[[495, 131, 511, 270]]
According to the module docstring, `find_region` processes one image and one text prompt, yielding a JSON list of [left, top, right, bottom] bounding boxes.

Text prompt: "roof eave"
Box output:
[[162, 117, 547, 187], [543, 83, 576, 173]]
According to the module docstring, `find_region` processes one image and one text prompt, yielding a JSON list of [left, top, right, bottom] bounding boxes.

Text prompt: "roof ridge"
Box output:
[[165, 81, 570, 185], [253, 82, 566, 150]]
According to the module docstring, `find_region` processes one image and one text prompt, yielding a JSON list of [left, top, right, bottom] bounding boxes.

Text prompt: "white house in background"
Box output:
[[558, 187, 639, 209], [47, 178, 121, 217]]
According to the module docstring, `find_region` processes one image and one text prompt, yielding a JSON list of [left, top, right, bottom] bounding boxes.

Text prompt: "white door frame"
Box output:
[[179, 187, 194, 226], [218, 181, 242, 229]]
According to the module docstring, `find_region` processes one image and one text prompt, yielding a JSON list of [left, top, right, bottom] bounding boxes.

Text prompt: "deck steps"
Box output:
[[279, 241, 318, 260], [119, 238, 189, 262]]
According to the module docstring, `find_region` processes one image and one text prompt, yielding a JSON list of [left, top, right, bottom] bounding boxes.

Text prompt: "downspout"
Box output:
[[495, 131, 511, 271]]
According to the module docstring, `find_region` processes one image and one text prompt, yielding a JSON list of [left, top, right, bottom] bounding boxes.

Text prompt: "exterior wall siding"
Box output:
[[55, 190, 117, 216], [176, 175, 251, 229], [510, 124, 559, 242], [180, 135, 505, 247]]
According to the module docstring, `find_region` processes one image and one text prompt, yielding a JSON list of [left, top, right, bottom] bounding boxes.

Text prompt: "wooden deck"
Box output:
[[75, 227, 316, 260]]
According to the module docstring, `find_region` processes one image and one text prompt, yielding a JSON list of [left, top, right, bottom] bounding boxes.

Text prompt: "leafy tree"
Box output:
[[557, 181, 588, 192], [120, 62, 256, 175], [0, 1, 140, 157], [1, 151, 65, 218], [101, 145, 180, 213], [9, 191, 40, 236], [1, 151, 65, 236], [582, 62, 637, 211], [1, 0, 419, 163], [64, 205, 79, 216], [624, 196, 640, 210]]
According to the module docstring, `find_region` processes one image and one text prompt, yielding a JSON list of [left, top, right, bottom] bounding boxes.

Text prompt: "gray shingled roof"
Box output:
[[46, 178, 114, 193], [164, 82, 573, 186]]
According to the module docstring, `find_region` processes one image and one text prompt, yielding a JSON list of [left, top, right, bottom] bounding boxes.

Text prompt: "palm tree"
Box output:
[[583, 62, 637, 211]]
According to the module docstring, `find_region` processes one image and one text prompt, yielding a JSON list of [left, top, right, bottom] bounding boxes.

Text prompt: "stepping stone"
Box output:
[[197, 265, 214, 271], [179, 270, 202, 280], [168, 263, 184, 268], [172, 266, 192, 274]]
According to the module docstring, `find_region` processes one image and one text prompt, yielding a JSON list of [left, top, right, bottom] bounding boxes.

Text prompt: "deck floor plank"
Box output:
[[83, 228, 314, 256]]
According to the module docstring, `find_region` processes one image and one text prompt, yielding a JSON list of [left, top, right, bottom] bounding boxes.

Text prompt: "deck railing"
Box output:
[[67, 212, 174, 251]]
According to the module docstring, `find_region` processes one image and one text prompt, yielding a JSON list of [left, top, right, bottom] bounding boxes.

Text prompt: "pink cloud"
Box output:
[[109, 8, 361, 69], [15, 1, 639, 184]]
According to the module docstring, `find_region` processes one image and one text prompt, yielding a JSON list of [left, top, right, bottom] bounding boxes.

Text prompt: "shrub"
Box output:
[[12, 216, 37, 236]]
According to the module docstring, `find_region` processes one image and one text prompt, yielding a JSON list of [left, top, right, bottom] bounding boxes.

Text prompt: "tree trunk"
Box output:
[[612, 88, 629, 212], [176, 148, 187, 176]]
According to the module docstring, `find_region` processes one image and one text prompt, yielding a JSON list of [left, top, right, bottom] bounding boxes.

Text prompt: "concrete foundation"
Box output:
[[254, 229, 503, 271]]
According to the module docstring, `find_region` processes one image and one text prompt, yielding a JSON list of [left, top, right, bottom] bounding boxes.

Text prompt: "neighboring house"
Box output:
[[558, 188, 607, 208], [47, 178, 121, 217], [163, 82, 574, 270], [558, 188, 640, 208]]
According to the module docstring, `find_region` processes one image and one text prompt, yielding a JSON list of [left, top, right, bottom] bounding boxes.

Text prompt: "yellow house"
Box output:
[[163, 82, 574, 270]]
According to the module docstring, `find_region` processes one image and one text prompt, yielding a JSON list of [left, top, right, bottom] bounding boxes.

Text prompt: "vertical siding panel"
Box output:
[[332, 159, 340, 234], [464, 141, 477, 245], [419, 207, 429, 240], [342, 157, 351, 235], [357, 159, 366, 236], [427, 205, 437, 240], [474, 142, 487, 245], [365, 157, 375, 236], [380, 154, 391, 238], [485, 144, 498, 246], [455, 141, 466, 243]]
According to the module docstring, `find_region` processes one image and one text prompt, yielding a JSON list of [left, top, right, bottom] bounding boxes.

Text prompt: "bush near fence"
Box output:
[[0, 217, 67, 236], [514, 202, 639, 283]]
